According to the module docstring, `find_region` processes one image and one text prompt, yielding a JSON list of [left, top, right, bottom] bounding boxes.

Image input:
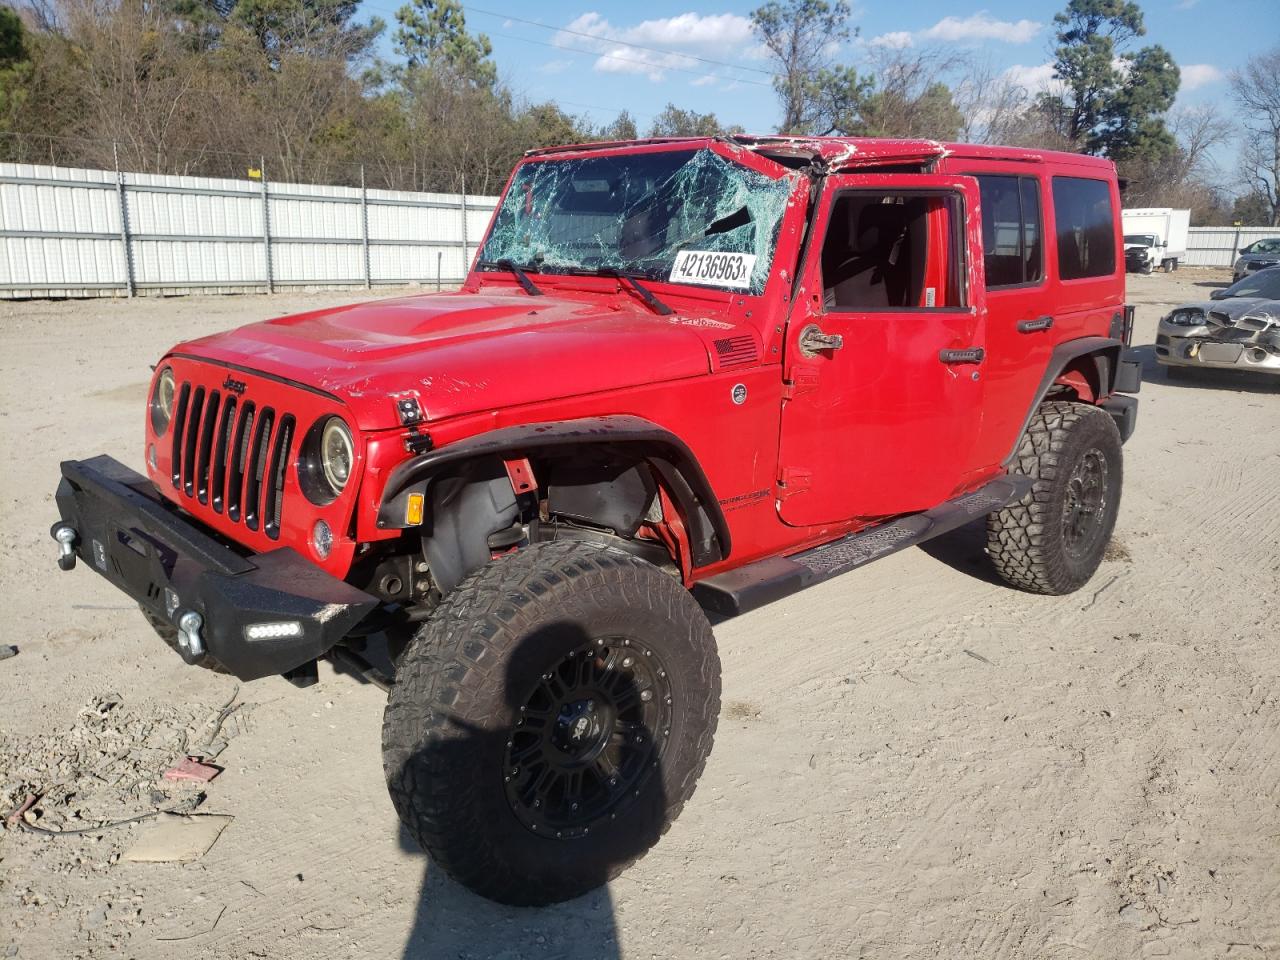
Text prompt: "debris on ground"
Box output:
[[123, 813, 234, 863], [0, 644, 17, 660], [0, 690, 249, 841], [162, 758, 223, 783]]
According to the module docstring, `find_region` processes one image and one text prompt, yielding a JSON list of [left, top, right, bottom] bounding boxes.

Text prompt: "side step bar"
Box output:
[[691, 475, 1034, 617]]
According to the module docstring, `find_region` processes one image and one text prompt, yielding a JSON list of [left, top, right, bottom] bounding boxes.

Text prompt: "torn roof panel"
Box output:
[[524, 135, 1114, 176]]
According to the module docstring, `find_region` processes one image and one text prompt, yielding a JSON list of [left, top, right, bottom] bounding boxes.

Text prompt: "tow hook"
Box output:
[[51, 523, 78, 571], [176, 611, 206, 662]]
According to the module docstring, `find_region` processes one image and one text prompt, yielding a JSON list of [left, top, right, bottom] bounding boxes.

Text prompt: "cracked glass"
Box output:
[[477, 148, 794, 295]]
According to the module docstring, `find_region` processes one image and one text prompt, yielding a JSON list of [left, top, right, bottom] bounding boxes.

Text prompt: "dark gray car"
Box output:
[[1232, 237, 1280, 282], [1156, 267, 1280, 377]]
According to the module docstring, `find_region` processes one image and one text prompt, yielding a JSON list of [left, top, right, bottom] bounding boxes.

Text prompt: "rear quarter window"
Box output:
[[1051, 177, 1117, 281], [975, 174, 1043, 288]]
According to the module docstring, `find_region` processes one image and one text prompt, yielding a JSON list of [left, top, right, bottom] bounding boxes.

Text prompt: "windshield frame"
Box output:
[[469, 139, 802, 300]]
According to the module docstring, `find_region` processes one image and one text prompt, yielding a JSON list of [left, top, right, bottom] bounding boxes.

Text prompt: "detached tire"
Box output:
[[382, 540, 720, 906], [987, 401, 1122, 595]]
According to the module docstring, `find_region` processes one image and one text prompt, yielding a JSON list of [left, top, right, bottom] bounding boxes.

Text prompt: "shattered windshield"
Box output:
[[1124, 234, 1158, 246], [1223, 268, 1280, 299], [477, 148, 794, 295]]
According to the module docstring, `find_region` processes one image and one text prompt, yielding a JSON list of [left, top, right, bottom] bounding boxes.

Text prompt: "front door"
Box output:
[[777, 174, 988, 527]]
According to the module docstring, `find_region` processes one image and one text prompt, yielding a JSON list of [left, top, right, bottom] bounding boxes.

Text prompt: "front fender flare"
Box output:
[[376, 416, 731, 569]]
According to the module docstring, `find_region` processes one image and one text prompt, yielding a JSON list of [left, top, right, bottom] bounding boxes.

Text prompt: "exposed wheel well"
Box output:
[[369, 447, 702, 601]]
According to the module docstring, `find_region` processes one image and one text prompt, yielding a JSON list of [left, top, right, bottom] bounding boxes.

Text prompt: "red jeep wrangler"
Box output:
[[52, 136, 1139, 905]]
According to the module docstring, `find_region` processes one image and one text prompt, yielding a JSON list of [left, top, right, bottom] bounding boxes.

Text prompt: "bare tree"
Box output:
[[1230, 46, 1280, 225], [856, 45, 968, 139]]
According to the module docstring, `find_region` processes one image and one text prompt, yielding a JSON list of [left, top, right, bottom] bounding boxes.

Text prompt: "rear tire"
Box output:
[[382, 540, 720, 906], [987, 401, 1123, 595]]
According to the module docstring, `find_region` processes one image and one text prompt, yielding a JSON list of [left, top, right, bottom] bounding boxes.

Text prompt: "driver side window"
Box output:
[[820, 192, 965, 311]]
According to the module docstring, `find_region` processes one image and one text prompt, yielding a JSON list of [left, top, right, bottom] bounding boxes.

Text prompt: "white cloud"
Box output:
[[557, 12, 756, 83], [921, 11, 1041, 44], [868, 11, 1041, 51], [1003, 62, 1061, 96], [1181, 63, 1224, 91], [870, 31, 914, 49], [537, 59, 572, 75]]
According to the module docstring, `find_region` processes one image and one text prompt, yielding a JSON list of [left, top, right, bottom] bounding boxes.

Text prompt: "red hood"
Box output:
[[174, 291, 746, 430]]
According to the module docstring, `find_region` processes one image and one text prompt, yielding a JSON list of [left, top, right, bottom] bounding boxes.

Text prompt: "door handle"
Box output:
[[939, 347, 985, 364], [1017, 315, 1054, 333], [798, 324, 844, 358]]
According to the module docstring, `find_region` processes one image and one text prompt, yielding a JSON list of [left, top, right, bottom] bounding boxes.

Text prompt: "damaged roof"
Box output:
[[524, 135, 1115, 174]]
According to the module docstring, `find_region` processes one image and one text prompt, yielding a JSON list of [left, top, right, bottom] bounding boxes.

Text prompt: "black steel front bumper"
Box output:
[[53, 456, 378, 681]]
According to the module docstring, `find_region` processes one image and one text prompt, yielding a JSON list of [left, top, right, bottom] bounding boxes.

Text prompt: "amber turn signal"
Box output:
[[405, 492, 425, 526]]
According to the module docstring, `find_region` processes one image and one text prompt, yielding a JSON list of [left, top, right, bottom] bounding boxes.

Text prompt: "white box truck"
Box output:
[[1122, 208, 1190, 274]]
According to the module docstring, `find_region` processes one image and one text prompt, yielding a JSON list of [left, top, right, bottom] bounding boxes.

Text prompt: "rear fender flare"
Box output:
[[376, 416, 730, 570], [1005, 336, 1123, 467]]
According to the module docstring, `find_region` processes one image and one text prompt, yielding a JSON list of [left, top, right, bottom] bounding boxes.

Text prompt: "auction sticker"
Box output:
[[669, 250, 757, 290]]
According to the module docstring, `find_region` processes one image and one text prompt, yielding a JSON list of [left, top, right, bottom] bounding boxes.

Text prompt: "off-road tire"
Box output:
[[382, 540, 720, 906], [987, 401, 1123, 595]]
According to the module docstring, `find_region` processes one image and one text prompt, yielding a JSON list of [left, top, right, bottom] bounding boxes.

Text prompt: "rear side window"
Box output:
[[1052, 177, 1116, 280], [975, 175, 1043, 287]]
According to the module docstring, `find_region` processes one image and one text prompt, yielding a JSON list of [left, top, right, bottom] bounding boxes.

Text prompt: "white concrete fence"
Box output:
[[3, 162, 1278, 298], [0, 162, 498, 298]]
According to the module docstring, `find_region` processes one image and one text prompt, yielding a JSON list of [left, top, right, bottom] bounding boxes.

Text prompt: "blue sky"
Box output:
[[358, 0, 1272, 185]]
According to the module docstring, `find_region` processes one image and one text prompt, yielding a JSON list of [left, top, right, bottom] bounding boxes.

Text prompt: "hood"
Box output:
[[1175, 297, 1280, 319], [173, 291, 751, 430]]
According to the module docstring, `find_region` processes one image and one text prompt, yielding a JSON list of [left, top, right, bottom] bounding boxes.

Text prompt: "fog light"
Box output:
[[245, 621, 303, 640], [405, 492, 425, 526], [312, 519, 333, 559]]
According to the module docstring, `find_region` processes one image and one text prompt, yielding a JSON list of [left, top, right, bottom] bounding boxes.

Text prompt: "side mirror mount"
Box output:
[[1210, 289, 1228, 300]]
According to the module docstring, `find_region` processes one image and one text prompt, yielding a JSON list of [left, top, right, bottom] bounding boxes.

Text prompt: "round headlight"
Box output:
[[320, 418, 354, 494], [150, 367, 176, 435]]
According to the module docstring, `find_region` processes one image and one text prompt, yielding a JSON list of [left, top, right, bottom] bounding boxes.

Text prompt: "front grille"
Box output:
[[170, 382, 296, 540]]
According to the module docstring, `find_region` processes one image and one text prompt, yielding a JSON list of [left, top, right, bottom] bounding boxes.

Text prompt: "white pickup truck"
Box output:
[[1122, 208, 1190, 274]]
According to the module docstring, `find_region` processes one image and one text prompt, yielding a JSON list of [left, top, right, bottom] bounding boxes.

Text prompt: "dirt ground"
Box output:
[[1, 270, 1277, 960]]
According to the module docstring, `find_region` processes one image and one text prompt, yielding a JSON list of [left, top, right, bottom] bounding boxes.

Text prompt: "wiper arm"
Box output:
[[594, 268, 675, 316], [477, 259, 543, 297]]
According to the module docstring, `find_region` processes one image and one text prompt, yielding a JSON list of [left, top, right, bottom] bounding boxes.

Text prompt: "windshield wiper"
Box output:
[[477, 258, 543, 297], [594, 268, 675, 316]]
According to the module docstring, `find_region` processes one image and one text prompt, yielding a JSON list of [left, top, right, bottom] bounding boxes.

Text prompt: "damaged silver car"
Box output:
[[1157, 266, 1280, 378]]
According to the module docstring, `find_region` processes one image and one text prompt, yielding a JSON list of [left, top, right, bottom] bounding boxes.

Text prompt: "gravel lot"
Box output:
[[1, 270, 1277, 959]]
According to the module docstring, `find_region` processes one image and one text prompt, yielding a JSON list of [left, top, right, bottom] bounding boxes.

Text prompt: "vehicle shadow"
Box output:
[[915, 518, 1006, 586], [390, 622, 666, 960], [398, 833, 621, 959], [1130, 343, 1280, 393], [1193, 280, 1231, 289]]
